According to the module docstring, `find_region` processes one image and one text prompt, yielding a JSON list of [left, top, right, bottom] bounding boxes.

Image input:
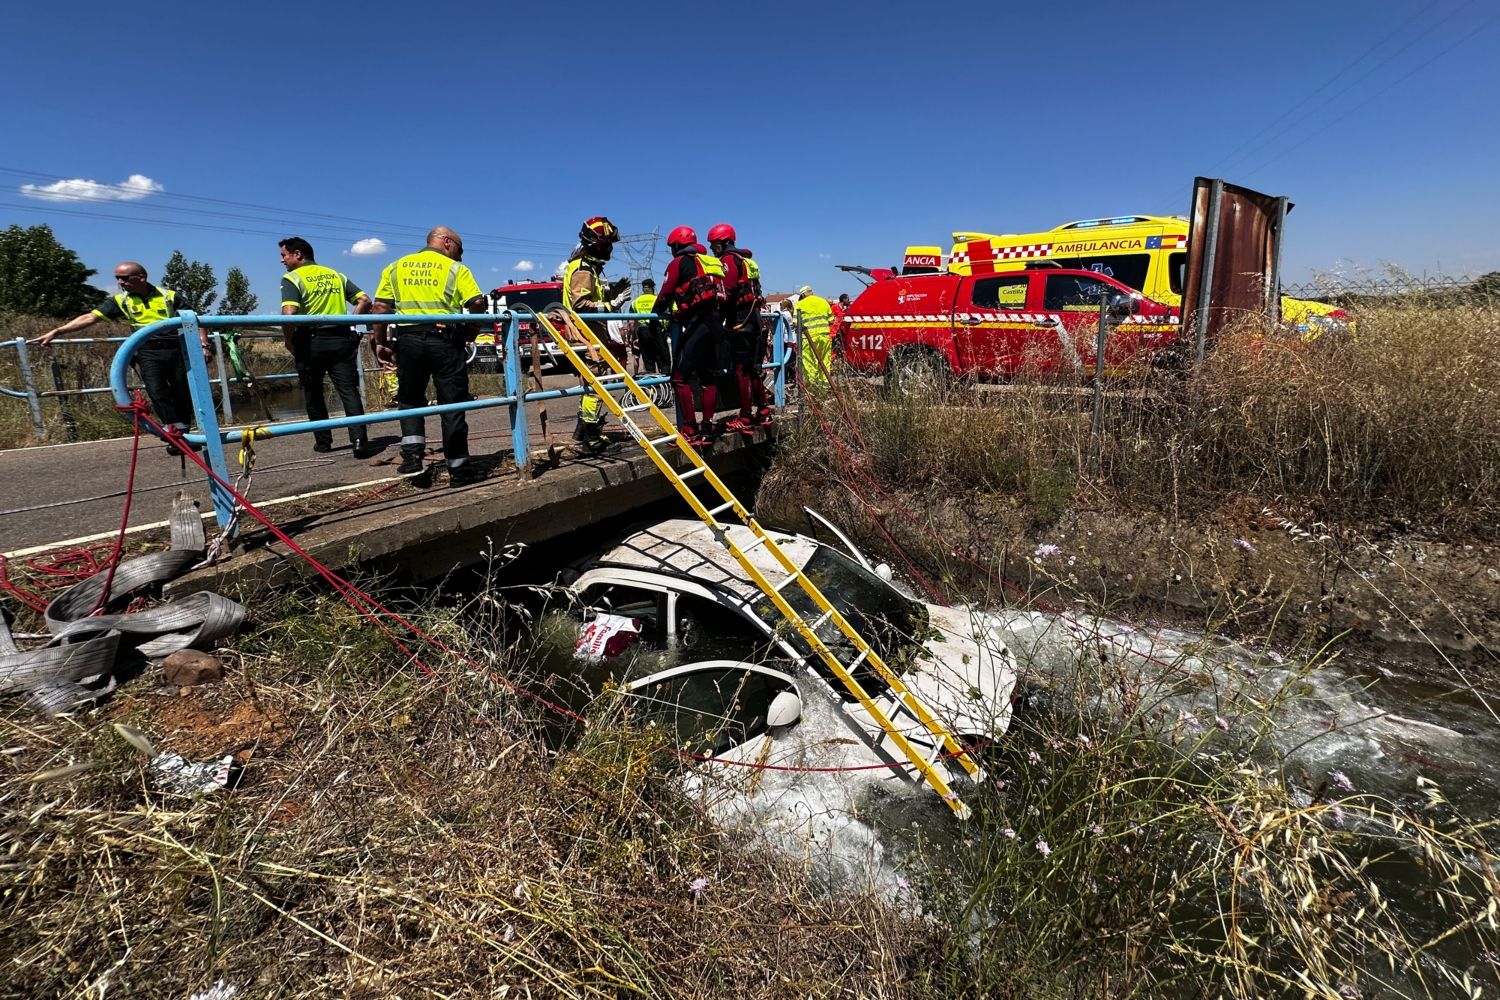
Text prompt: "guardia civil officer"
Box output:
[[369, 227, 488, 485], [32, 261, 212, 455], [278, 237, 375, 458]]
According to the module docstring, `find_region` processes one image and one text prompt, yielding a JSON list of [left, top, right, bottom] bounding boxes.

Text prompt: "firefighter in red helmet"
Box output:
[[708, 223, 771, 434], [562, 216, 632, 453], [654, 225, 727, 447]]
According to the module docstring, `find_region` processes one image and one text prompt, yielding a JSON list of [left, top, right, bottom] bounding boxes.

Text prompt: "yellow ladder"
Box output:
[[525, 304, 982, 819]]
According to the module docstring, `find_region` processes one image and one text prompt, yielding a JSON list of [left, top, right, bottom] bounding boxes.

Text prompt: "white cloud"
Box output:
[[349, 238, 388, 256], [513, 259, 536, 272], [20, 173, 163, 202]]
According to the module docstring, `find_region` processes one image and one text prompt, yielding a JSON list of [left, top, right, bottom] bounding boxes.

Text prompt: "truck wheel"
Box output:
[[884, 349, 950, 398]]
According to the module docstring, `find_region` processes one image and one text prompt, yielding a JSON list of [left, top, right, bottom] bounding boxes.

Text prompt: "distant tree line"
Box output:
[[0, 224, 260, 319]]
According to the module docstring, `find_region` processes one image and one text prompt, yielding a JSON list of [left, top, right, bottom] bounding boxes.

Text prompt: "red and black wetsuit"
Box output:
[[655, 244, 726, 430], [718, 245, 768, 418]]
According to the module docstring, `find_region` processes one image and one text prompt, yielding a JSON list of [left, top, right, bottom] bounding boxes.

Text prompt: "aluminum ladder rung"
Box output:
[[622, 403, 653, 414], [707, 500, 739, 520], [678, 466, 707, 481], [642, 433, 678, 449]]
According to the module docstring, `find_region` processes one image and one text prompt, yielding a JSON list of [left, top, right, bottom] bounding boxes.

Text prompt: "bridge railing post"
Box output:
[[770, 311, 787, 409], [179, 312, 236, 530], [504, 312, 528, 473], [12, 338, 46, 438]]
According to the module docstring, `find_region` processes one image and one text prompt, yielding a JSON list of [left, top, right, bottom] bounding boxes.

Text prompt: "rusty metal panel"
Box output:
[[1181, 177, 1292, 361]]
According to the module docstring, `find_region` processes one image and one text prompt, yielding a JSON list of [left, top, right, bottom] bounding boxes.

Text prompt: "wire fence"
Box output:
[[1283, 273, 1500, 305]]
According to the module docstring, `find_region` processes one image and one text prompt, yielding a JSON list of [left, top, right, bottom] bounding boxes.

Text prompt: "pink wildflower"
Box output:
[[1036, 839, 1052, 857], [688, 877, 710, 899], [1233, 538, 1256, 554]]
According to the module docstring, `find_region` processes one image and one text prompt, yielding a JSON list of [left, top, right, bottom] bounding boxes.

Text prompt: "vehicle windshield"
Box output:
[[750, 544, 929, 681], [491, 287, 560, 312]]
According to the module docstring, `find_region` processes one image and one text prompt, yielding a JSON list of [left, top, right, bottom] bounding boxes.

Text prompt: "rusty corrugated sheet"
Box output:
[[1181, 177, 1291, 359]]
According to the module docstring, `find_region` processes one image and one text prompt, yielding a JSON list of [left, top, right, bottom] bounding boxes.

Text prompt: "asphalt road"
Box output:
[[0, 369, 599, 554]]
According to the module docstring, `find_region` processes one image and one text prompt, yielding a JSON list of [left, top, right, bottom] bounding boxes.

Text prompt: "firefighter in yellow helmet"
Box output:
[[793, 284, 834, 390], [562, 216, 632, 453]]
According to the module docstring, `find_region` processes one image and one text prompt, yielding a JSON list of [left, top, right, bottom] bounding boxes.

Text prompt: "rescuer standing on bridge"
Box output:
[[370, 227, 488, 485], [708, 223, 771, 434], [31, 262, 211, 456], [278, 237, 376, 459], [562, 217, 632, 454], [794, 284, 834, 390], [655, 227, 727, 447]]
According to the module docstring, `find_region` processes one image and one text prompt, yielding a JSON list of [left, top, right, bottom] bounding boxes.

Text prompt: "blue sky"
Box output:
[[2, 0, 1496, 306]]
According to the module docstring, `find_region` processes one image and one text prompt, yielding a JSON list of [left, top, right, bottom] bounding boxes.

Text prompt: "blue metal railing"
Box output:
[[108, 309, 790, 530]]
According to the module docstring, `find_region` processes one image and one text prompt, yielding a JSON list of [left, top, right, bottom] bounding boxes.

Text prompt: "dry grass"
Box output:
[[0, 582, 929, 1000], [792, 300, 1500, 537]]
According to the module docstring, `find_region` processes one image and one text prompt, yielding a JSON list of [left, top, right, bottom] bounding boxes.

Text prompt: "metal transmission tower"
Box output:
[[617, 227, 660, 293]]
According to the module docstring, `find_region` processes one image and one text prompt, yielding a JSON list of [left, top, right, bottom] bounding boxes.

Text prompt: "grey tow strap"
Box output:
[[0, 499, 247, 715]]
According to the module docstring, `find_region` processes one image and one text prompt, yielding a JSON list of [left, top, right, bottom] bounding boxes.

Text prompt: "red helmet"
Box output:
[[579, 216, 619, 248], [666, 225, 697, 249], [707, 223, 736, 245]]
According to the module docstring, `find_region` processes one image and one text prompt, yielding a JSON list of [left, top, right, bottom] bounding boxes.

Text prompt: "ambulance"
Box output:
[[944, 215, 1352, 337]]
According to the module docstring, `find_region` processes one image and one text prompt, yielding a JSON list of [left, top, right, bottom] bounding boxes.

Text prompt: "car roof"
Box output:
[[488, 280, 562, 293], [588, 519, 817, 604]]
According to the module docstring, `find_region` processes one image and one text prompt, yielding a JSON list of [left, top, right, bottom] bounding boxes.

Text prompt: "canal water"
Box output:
[[471, 522, 1499, 994]]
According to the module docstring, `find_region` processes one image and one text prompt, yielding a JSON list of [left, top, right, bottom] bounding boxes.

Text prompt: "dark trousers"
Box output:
[[293, 331, 366, 448], [395, 328, 470, 466], [728, 314, 768, 415], [133, 339, 193, 429], [670, 312, 725, 424]]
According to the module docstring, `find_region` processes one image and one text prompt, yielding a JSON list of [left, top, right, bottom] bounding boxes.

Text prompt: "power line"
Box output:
[[0, 165, 574, 255], [1239, 10, 1500, 180], [1211, 0, 1481, 179], [1149, 0, 1482, 210], [1194, 1, 1443, 180]]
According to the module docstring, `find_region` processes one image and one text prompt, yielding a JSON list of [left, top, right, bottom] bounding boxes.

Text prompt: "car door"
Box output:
[[954, 273, 1034, 377], [623, 662, 800, 758], [1040, 273, 1127, 375]]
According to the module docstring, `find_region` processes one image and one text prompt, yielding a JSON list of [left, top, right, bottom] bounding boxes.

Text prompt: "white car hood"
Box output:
[[845, 604, 1018, 752]]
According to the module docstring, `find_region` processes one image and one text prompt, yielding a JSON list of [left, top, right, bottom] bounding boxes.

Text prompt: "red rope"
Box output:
[[91, 394, 149, 614]]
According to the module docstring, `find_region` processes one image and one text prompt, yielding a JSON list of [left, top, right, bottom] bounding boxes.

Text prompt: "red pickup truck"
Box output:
[[837, 267, 1180, 383]]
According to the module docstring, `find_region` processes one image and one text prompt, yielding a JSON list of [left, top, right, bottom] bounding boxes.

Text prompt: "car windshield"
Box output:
[[750, 544, 929, 679], [491, 287, 560, 312]]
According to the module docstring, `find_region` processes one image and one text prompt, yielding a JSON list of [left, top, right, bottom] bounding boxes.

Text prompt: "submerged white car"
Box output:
[[567, 517, 1020, 793]]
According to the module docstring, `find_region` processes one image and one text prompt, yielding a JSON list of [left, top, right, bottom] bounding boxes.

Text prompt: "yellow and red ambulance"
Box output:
[[946, 215, 1352, 337]]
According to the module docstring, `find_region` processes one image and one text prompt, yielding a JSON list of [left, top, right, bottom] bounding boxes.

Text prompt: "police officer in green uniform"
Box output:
[[278, 237, 375, 458], [32, 261, 212, 455], [369, 226, 488, 484]]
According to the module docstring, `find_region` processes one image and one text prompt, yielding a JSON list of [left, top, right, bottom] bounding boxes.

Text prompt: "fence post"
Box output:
[[1266, 196, 1289, 326], [13, 338, 45, 439], [355, 334, 368, 408], [1091, 295, 1110, 475], [49, 355, 77, 441], [504, 312, 529, 473], [179, 312, 236, 531], [211, 331, 235, 424], [1192, 178, 1224, 366], [771, 311, 786, 409]]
